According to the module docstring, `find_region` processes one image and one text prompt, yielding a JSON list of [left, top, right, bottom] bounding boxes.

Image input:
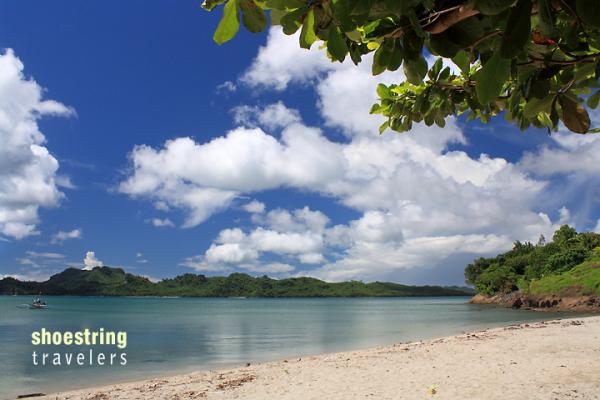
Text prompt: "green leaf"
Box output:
[[387, 41, 403, 71], [240, 0, 267, 33], [500, 0, 532, 59], [474, 0, 515, 15], [202, 0, 227, 11], [587, 91, 600, 109], [264, 0, 305, 10], [451, 51, 470, 75], [429, 32, 462, 58], [476, 53, 511, 104], [299, 9, 317, 49], [523, 96, 555, 118], [376, 83, 391, 99], [213, 0, 240, 45], [280, 8, 305, 35], [270, 8, 285, 25], [372, 39, 394, 75], [403, 56, 427, 85], [407, 9, 426, 38], [559, 95, 590, 133], [577, 0, 600, 28], [327, 26, 349, 62], [378, 120, 390, 134], [537, 0, 555, 37]]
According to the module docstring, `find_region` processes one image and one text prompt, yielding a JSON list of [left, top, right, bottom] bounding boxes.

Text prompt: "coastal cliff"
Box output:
[[471, 292, 600, 312]]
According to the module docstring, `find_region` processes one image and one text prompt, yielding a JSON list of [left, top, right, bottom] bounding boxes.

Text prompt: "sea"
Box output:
[[0, 296, 575, 399]]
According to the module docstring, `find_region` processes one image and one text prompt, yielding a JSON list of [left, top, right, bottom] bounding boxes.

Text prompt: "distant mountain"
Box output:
[[0, 266, 475, 297]]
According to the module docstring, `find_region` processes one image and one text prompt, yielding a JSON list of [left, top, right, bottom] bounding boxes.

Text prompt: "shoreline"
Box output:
[[35, 316, 600, 400], [471, 292, 600, 312]]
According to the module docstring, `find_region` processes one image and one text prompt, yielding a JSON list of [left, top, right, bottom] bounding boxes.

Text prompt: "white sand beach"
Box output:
[[39, 316, 600, 400]]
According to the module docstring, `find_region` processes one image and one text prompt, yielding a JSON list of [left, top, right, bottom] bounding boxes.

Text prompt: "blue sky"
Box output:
[[1, 1, 598, 285]]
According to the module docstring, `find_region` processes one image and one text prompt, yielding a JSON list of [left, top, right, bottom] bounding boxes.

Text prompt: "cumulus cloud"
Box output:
[[242, 200, 265, 214], [187, 206, 328, 272], [119, 124, 345, 227], [231, 101, 301, 130], [83, 251, 103, 270], [520, 131, 600, 175], [51, 228, 82, 243], [120, 28, 585, 282], [0, 49, 74, 239]]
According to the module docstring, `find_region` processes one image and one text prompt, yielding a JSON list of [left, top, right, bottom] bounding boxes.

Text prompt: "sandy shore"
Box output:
[[37, 316, 600, 400]]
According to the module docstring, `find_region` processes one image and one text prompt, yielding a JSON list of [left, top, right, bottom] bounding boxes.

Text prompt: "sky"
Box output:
[[0, 1, 599, 285]]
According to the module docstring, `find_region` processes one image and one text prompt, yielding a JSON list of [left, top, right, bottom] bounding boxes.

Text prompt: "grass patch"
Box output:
[[529, 250, 600, 296]]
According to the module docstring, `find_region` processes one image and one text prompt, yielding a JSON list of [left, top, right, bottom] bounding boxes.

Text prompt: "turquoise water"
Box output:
[[0, 296, 573, 399]]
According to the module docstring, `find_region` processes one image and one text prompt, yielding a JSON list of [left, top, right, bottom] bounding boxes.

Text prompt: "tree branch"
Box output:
[[423, 4, 479, 35]]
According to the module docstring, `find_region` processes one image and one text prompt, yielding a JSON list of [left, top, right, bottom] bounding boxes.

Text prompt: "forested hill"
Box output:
[[466, 226, 600, 310], [0, 267, 474, 297]]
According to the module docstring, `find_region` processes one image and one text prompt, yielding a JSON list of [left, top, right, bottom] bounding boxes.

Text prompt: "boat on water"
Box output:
[[29, 297, 47, 309]]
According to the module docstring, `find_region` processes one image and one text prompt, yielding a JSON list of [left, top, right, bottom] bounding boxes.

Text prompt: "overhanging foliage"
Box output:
[[203, 0, 600, 135]]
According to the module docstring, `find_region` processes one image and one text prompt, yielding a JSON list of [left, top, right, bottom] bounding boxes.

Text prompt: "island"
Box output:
[[0, 268, 474, 297]]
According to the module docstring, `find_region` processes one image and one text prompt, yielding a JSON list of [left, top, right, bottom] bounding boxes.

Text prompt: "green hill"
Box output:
[[0, 267, 475, 297], [465, 225, 600, 310], [529, 250, 600, 297]]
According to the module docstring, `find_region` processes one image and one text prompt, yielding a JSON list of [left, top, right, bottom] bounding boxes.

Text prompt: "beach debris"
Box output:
[[183, 390, 207, 398], [427, 384, 438, 396], [562, 320, 584, 327], [86, 394, 109, 400], [16, 394, 45, 399], [215, 374, 256, 390]]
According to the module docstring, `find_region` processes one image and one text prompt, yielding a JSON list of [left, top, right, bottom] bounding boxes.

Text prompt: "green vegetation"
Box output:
[[465, 225, 600, 296], [0, 267, 475, 297], [203, 0, 600, 134], [529, 249, 600, 296]]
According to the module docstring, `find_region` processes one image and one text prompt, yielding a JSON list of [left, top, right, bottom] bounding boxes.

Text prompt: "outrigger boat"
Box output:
[[29, 295, 47, 309]]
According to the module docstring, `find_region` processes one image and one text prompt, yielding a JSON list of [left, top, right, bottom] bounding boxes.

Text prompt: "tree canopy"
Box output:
[[464, 225, 600, 296], [203, 0, 600, 135]]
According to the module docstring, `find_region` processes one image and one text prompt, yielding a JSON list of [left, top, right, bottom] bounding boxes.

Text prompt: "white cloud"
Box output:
[[121, 27, 587, 282], [16, 250, 66, 270], [298, 253, 324, 264], [205, 241, 259, 264], [55, 175, 76, 189], [83, 251, 103, 270], [119, 125, 346, 227], [188, 206, 328, 270], [263, 207, 329, 233], [242, 200, 265, 214], [136, 252, 148, 263], [232, 101, 301, 130], [148, 217, 175, 228], [241, 30, 333, 90], [51, 228, 82, 243], [216, 80, 237, 93], [0, 49, 74, 239], [240, 262, 294, 274], [179, 255, 230, 273], [520, 130, 600, 175], [26, 251, 65, 259]]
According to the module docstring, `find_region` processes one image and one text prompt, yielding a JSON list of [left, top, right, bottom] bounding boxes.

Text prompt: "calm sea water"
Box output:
[[0, 296, 574, 399]]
